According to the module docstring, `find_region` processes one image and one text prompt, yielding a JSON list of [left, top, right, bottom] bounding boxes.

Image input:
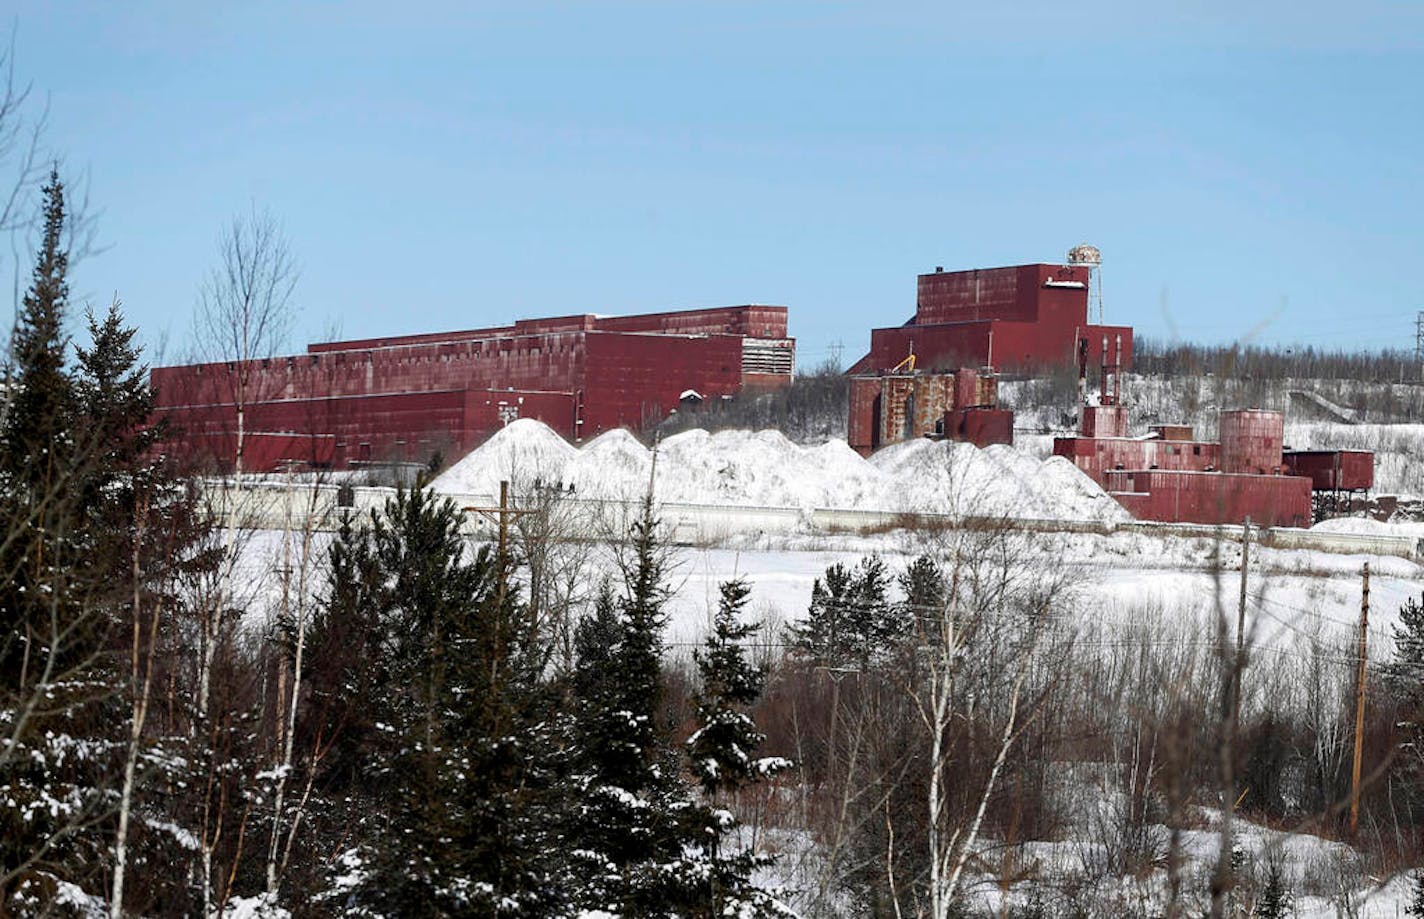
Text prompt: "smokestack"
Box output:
[[1114, 334, 1123, 405]]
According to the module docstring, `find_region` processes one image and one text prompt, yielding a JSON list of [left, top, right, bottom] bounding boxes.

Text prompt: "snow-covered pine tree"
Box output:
[[70, 298, 214, 916], [1254, 861, 1291, 918], [685, 577, 792, 917], [322, 487, 564, 916], [566, 496, 712, 915], [0, 170, 119, 911]]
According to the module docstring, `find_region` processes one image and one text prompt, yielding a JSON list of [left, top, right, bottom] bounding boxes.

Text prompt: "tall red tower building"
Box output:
[[849, 262, 1132, 375]]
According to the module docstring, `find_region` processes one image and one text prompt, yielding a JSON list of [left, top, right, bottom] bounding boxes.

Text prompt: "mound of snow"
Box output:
[[1310, 516, 1424, 539], [431, 420, 1130, 522], [562, 428, 653, 500], [652, 428, 888, 510], [430, 418, 578, 495]]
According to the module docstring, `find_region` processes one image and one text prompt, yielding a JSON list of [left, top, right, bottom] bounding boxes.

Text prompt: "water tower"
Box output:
[[1067, 243, 1103, 324]]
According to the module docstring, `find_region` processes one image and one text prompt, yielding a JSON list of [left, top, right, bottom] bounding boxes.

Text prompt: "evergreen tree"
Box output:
[[788, 556, 897, 667], [318, 487, 565, 916], [2, 169, 73, 481], [788, 560, 855, 666], [1255, 861, 1291, 918], [685, 578, 792, 917], [1387, 593, 1424, 806], [900, 555, 947, 639], [303, 512, 387, 791], [1389, 593, 1424, 698], [566, 497, 709, 915], [73, 300, 160, 486], [0, 169, 119, 911]]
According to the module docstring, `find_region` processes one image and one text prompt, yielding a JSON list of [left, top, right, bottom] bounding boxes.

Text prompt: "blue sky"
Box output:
[[6, 1, 1423, 367]]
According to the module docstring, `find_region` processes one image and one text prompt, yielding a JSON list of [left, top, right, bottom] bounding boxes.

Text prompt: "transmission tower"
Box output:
[[1417, 310, 1424, 364]]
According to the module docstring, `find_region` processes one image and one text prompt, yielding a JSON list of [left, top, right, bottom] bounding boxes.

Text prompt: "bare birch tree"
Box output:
[[195, 205, 297, 480], [174, 206, 299, 914], [907, 519, 1074, 917]]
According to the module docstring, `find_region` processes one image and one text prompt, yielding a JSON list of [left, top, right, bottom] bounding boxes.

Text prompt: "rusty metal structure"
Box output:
[[847, 365, 1010, 455], [151, 306, 794, 472], [1052, 402, 1377, 527], [1282, 449, 1375, 518]]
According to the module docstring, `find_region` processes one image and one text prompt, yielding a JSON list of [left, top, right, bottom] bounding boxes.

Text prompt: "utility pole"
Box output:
[[464, 480, 533, 603], [1350, 561, 1370, 834], [1416, 311, 1424, 366], [1233, 519, 1251, 737]]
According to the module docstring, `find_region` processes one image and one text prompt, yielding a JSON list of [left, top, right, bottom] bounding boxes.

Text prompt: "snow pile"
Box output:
[[433, 418, 578, 495], [430, 421, 1130, 522], [651, 429, 887, 509], [562, 428, 654, 501], [869, 439, 1128, 521], [1311, 516, 1424, 539]]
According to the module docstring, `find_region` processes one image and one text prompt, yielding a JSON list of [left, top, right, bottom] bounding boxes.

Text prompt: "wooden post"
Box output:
[[1350, 561, 1370, 834], [497, 480, 509, 567], [1230, 519, 1250, 813], [463, 479, 532, 605]]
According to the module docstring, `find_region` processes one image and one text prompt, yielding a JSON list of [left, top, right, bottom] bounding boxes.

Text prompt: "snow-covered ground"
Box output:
[[233, 516, 1421, 666], [954, 802, 1419, 917], [238, 419, 1424, 656]]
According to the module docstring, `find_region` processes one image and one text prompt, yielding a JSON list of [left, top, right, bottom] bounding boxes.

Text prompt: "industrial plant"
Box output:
[[149, 248, 1374, 528]]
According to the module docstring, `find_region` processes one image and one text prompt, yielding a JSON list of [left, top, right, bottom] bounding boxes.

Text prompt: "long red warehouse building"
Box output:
[[151, 306, 794, 471]]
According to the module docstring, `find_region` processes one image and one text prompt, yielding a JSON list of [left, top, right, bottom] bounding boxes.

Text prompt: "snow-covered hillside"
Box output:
[[429, 419, 1130, 522]]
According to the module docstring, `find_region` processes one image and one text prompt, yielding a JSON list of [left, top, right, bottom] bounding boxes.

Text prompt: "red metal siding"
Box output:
[[153, 305, 793, 471], [1283, 450, 1375, 491], [862, 323, 994, 373], [1219, 410, 1285, 474], [1105, 469, 1311, 527], [1053, 436, 1222, 484], [1151, 424, 1195, 441], [580, 332, 744, 436], [944, 408, 1013, 448], [853, 319, 1132, 376], [1080, 406, 1129, 438], [915, 264, 1092, 325], [304, 306, 790, 353], [596, 305, 789, 338], [847, 377, 880, 455]]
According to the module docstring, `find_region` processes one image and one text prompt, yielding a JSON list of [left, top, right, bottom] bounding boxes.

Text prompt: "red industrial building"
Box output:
[[847, 366, 1012, 455], [847, 256, 1131, 456], [1052, 406, 1361, 528], [848, 261, 1133, 375], [1280, 449, 1375, 516], [151, 306, 794, 472]]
